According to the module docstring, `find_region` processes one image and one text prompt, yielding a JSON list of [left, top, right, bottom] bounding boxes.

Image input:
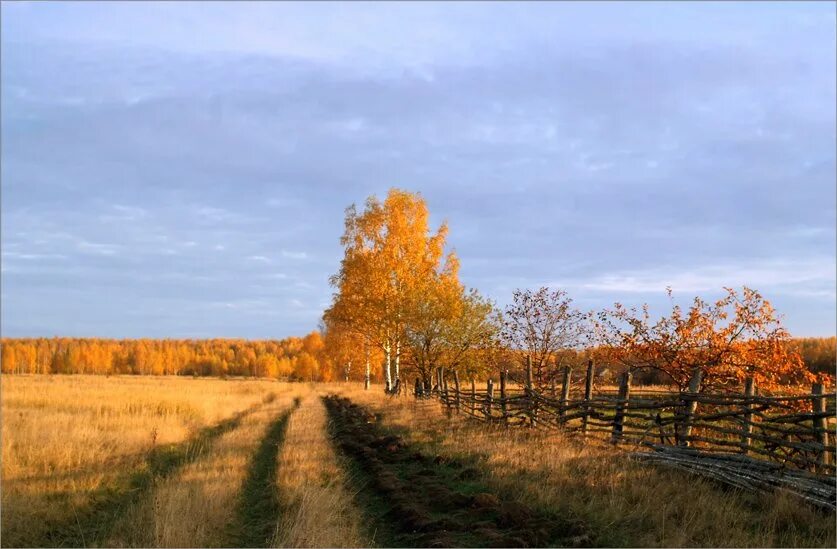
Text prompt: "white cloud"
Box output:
[[111, 204, 147, 219], [76, 239, 121, 256], [281, 250, 308, 260], [573, 257, 836, 299], [2, 252, 67, 260]]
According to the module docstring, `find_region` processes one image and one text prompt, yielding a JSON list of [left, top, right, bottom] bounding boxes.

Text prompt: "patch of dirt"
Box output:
[[323, 395, 586, 547]]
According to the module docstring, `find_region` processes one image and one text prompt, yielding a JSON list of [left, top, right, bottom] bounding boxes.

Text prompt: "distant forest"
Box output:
[[0, 336, 833, 383], [786, 337, 837, 375], [0, 334, 350, 381]]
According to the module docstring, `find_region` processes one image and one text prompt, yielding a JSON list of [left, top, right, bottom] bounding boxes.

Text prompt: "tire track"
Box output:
[[38, 402, 264, 548], [324, 395, 587, 548], [224, 399, 298, 547]]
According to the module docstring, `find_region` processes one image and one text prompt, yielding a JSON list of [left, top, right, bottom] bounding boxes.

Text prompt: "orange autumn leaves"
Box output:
[[0, 333, 339, 381], [323, 189, 498, 388], [593, 287, 828, 392], [1, 189, 826, 395]]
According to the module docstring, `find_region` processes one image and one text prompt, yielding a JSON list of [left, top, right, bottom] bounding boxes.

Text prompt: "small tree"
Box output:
[[405, 280, 499, 387], [500, 287, 587, 388], [594, 287, 814, 392]]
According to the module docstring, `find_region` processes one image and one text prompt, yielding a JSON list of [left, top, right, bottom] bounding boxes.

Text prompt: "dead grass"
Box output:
[[337, 383, 837, 548], [0, 374, 284, 547], [104, 387, 304, 547], [272, 389, 370, 548], [5, 376, 832, 548]]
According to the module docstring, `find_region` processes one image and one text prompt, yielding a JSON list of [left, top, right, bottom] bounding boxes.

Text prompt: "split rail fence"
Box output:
[[415, 358, 836, 509]]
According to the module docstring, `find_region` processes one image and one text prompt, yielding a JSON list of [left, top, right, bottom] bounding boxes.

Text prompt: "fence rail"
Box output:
[[416, 360, 836, 509]]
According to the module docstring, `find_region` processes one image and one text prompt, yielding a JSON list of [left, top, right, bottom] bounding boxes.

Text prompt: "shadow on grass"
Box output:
[[31, 404, 261, 548], [224, 397, 299, 548], [323, 395, 587, 548]]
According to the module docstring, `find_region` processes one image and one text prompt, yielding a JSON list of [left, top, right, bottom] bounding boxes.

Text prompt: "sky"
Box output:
[[1, 1, 835, 338]]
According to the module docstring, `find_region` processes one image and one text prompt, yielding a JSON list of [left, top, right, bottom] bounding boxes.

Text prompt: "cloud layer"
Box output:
[[1, 2, 835, 337]]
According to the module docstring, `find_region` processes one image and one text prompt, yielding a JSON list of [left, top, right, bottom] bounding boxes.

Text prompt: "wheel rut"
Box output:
[[39, 402, 262, 548], [225, 398, 298, 547], [323, 395, 587, 548]]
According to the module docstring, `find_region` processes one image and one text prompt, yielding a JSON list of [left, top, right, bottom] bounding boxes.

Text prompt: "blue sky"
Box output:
[[1, 1, 835, 338]]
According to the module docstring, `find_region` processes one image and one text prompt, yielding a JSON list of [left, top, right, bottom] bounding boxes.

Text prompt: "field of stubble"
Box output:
[[2, 375, 834, 548]]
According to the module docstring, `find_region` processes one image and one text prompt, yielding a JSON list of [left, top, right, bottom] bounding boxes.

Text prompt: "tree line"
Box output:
[[2, 189, 832, 392], [2, 331, 829, 389], [0, 333, 353, 381], [323, 189, 833, 394]]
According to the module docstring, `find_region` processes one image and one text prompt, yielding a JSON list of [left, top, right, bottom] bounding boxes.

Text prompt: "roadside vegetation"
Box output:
[[335, 384, 837, 548]]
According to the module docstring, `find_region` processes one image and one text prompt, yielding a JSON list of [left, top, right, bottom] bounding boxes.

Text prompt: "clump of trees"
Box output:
[[323, 190, 823, 395], [3, 189, 828, 395], [324, 189, 499, 390], [488, 286, 827, 393]]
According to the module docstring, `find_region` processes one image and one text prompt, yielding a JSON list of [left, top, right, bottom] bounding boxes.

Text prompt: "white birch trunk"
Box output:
[[364, 344, 370, 390], [384, 338, 392, 391], [394, 339, 401, 381]]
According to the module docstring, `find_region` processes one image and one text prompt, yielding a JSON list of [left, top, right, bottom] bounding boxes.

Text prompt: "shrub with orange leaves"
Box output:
[[594, 287, 816, 393]]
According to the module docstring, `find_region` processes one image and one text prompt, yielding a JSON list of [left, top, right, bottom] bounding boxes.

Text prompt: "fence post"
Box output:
[[471, 378, 476, 415], [740, 376, 755, 454], [812, 382, 828, 472], [441, 367, 448, 410], [453, 371, 461, 412], [525, 355, 536, 426], [582, 359, 594, 435], [486, 378, 494, 420], [525, 355, 533, 388], [611, 371, 632, 444], [500, 370, 508, 425], [560, 365, 572, 424], [681, 367, 703, 447]]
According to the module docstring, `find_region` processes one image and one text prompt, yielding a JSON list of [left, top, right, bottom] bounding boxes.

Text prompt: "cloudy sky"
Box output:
[[2, 1, 835, 338]]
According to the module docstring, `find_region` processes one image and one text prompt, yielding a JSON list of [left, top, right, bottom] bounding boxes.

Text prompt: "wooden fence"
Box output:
[[418, 359, 836, 508]]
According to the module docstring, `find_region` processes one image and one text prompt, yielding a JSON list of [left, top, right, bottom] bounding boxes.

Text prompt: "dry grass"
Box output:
[[0, 374, 283, 547], [105, 387, 304, 547], [5, 375, 832, 548], [272, 389, 370, 548], [337, 384, 837, 548]]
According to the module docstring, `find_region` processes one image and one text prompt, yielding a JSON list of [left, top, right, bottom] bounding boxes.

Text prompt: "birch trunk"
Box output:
[[384, 339, 392, 391], [394, 339, 401, 381], [364, 343, 370, 390]]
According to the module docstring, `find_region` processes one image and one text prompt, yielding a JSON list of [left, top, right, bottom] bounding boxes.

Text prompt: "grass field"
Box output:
[[2, 375, 834, 547]]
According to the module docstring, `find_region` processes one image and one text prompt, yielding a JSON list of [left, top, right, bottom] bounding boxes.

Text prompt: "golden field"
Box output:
[[1, 375, 834, 548]]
